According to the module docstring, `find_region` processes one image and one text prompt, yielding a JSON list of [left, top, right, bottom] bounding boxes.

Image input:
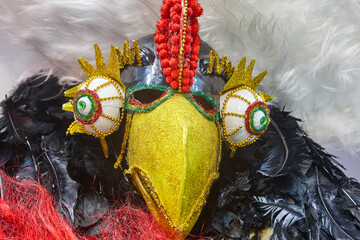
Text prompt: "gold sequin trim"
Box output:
[[114, 114, 132, 169], [223, 112, 246, 118], [231, 94, 251, 105], [224, 125, 244, 136], [93, 81, 113, 92], [99, 96, 123, 101], [101, 113, 122, 122], [178, 0, 189, 92]]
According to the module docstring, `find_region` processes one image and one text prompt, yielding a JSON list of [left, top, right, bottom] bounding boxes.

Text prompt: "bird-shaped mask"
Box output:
[[62, 0, 272, 238]]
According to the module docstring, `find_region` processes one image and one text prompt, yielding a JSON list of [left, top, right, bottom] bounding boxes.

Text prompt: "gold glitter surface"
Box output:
[[116, 40, 142, 69], [127, 93, 220, 238], [207, 50, 235, 79], [64, 85, 81, 98], [79, 45, 125, 88], [66, 121, 85, 135]]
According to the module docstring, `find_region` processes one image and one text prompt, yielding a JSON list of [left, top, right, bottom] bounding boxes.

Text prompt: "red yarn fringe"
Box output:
[[0, 172, 208, 240], [0, 171, 79, 240]]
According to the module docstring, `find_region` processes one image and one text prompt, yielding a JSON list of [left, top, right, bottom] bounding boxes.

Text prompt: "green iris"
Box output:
[[260, 116, 268, 126], [250, 107, 269, 132], [75, 94, 96, 120], [78, 100, 86, 110]]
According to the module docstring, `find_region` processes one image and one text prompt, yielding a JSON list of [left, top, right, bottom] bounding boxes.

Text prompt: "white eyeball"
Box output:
[[220, 86, 270, 147], [73, 77, 125, 136]]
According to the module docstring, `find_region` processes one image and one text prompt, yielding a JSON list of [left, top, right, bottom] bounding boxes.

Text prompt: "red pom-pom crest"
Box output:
[[154, 0, 203, 92]]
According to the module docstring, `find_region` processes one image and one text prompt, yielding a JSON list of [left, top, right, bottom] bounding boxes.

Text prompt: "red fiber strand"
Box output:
[[0, 171, 208, 239]]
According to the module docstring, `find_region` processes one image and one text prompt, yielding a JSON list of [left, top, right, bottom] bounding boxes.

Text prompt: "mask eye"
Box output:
[[76, 95, 95, 119], [245, 102, 270, 135], [191, 94, 217, 112], [130, 88, 167, 105], [184, 91, 219, 121], [70, 77, 125, 136], [73, 90, 102, 124], [220, 86, 270, 147]]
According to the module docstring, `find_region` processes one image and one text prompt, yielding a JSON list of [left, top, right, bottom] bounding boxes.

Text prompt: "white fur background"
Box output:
[[0, 0, 359, 179]]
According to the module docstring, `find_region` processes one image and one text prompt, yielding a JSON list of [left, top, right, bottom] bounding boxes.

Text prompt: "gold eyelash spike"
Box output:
[[100, 137, 109, 158], [245, 59, 255, 77], [116, 40, 142, 69], [78, 58, 96, 79], [262, 94, 273, 102], [108, 45, 125, 89], [64, 85, 81, 98], [94, 44, 107, 70], [78, 44, 126, 89], [66, 121, 86, 135], [62, 101, 73, 112], [133, 40, 142, 66], [207, 50, 235, 79], [251, 70, 268, 89], [123, 41, 131, 65], [220, 56, 270, 98]]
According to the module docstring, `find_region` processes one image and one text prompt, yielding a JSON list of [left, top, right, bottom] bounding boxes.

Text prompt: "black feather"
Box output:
[[254, 196, 305, 228], [212, 210, 243, 238], [308, 167, 360, 240], [257, 119, 289, 177]]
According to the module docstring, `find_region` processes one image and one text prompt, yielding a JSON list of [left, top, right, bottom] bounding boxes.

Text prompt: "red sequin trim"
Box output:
[[244, 101, 270, 135]]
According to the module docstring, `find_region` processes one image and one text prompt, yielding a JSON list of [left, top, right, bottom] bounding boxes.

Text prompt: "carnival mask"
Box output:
[[62, 0, 272, 238]]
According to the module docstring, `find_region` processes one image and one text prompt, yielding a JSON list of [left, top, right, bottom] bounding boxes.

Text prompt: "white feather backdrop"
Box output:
[[0, 0, 359, 177]]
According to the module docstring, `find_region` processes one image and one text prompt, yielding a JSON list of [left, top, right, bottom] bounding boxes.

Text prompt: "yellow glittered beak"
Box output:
[[126, 93, 221, 238]]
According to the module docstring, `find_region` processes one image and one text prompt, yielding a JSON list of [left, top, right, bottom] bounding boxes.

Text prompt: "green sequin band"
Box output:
[[125, 85, 175, 113], [125, 85, 219, 122], [75, 93, 96, 120], [249, 107, 269, 133], [183, 92, 219, 122]]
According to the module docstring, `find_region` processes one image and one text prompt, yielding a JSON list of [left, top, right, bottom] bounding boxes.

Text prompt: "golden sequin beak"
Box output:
[[126, 93, 221, 238]]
